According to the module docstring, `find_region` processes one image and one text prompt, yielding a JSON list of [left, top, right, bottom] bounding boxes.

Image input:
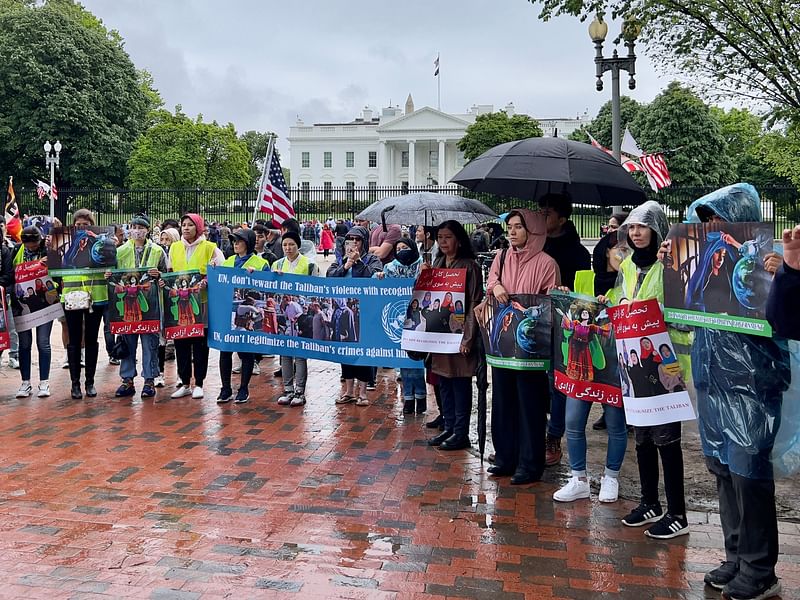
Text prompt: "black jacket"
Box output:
[[767, 261, 800, 340], [543, 220, 591, 291]]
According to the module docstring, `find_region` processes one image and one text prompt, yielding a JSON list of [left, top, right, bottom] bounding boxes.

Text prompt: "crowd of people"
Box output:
[[0, 188, 797, 600]]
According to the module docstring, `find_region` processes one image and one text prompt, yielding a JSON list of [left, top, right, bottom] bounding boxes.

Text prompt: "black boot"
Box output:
[[415, 397, 427, 414], [85, 382, 97, 397], [403, 400, 415, 415], [71, 382, 83, 399], [427, 430, 452, 446], [426, 415, 444, 429]]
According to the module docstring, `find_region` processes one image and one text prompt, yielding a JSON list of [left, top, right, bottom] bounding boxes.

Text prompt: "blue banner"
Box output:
[[206, 266, 422, 368]]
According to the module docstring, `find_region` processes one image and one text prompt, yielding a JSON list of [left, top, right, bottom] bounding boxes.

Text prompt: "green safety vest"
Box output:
[[169, 239, 216, 275], [271, 254, 313, 275], [61, 271, 109, 305], [116, 240, 164, 270], [222, 254, 269, 270]]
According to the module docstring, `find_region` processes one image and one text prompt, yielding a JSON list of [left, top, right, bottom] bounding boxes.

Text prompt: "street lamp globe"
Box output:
[[588, 16, 608, 43], [622, 17, 642, 42], [54, 140, 62, 153], [44, 140, 52, 153]]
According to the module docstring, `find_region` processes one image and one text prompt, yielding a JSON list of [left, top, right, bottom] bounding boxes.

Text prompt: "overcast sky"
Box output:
[[80, 0, 672, 156]]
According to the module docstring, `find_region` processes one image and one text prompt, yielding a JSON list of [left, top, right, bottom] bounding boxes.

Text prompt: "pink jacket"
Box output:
[[486, 209, 560, 295]]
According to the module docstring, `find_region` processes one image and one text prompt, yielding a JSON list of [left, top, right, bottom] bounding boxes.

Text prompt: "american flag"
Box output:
[[586, 134, 644, 173], [640, 153, 672, 190], [35, 179, 57, 201], [258, 151, 294, 224]]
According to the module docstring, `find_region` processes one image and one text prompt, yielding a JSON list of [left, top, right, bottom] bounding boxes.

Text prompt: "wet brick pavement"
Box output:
[[0, 345, 797, 599]]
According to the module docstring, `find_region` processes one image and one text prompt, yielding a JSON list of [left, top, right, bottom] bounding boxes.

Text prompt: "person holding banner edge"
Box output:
[[476, 209, 560, 483], [166, 213, 224, 400], [105, 215, 166, 399], [424, 220, 483, 451]]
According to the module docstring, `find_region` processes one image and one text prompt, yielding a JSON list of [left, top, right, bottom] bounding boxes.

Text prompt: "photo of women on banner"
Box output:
[[46, 226, 118, 275], [663, 221, 775, 336], [401, 268, 466, 354], [0, 288, 10, 351], [161, 271, 206, 339], [477, 294, 551, 370], [551, 291, 621, 406], [608, 299, 696, 426], [11, 259, 63, 332], [107, 269, 161, 335]]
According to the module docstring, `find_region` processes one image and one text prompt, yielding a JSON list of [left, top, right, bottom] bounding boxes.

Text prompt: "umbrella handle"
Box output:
[[380, 205, 395, 233]]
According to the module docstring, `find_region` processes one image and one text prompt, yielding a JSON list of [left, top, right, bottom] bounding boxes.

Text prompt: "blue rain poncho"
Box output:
[[689, 184, 796, 479]]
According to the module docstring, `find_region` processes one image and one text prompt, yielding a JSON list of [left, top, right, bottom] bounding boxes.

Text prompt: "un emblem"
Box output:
[[381, 300, 408, 343]]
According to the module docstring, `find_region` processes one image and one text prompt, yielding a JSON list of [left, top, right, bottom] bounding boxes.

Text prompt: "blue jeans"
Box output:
[[546, 370, 566, 438], [439, 376, 472, 438], [565, 397, 628, 474], [18, 321, 52, 382], [400, 368, 426, 400], [6, 309, 18, 358], [120, 333, 160, 380]]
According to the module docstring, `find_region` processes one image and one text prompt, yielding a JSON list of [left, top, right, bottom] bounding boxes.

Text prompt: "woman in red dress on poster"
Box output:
[[561, 308, 611, 381]]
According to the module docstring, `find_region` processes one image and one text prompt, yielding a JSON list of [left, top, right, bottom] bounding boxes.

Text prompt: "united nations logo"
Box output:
[[382, 300, 408, 343]]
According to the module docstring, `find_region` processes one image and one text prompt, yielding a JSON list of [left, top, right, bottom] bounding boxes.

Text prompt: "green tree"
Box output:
[[569, 96, 643, 147], [527, 1, 800, 123], [0, 0, 149, 187], [240, 130, 279, 186], [457, 112, 543, 161], [629, 83, 733, 201]]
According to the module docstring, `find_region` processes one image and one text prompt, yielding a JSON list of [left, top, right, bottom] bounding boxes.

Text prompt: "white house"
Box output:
[[287, 95, 589, 194]]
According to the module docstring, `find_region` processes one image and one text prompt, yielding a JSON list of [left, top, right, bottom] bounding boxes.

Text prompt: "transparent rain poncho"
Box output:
[[688, 184, 798, 478]]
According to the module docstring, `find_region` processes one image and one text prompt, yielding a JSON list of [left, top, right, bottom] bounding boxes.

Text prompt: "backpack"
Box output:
[[470, 229, 489, 252]]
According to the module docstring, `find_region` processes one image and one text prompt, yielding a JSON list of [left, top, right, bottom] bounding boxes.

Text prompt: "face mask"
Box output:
[[129, 229, 148, 240], [395, 249, 416, 265]]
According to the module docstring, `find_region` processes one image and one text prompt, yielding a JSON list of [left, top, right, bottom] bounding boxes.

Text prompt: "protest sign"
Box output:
[[107, 269, 161, 335], [477, 294, 552, 370], [663, 221, 774, 337], [161, 271, 206, 339], [401, 268, 465, 354], [551, 291, 621, 406], [46, 226, 117, 276], [608, 299, 696, 426], [207, 266, 421, 368], [11, 260, 63, 332], [0, 289, 10, 351]]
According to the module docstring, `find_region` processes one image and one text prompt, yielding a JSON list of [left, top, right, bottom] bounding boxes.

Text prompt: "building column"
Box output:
[[438, 139, 446, 187], [378, 141, 388, 186], [408, 140, 416, 187]]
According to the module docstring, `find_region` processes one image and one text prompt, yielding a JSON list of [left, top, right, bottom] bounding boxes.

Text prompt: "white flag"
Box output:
[[622, 127, 643, 157]]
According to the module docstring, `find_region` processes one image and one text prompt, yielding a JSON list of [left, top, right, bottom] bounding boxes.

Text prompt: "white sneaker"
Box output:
[[37, 381, 51, 398], [191, 386, 204, 399], [252, 362, 261, 375], [154, 374, 165, 388], [599, 476, 619, 503], [80, 349, 85, 368], [15, 381, 32, 398], [8, 357, 19, 369], [232, 358, 242, 374], [171, 385, 192, 399], [553, 476, 591, 502], [61, 358, 69, 369]]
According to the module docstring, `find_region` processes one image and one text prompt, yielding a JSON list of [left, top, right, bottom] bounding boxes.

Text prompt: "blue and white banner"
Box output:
[[206, 267, 422, 368]]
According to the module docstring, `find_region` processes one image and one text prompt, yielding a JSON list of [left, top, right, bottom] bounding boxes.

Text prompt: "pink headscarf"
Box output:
[[181, 213, 205, 237]]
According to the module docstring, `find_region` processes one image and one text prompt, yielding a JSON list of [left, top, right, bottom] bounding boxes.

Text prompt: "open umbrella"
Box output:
[[450, 137, 647, 207], [356, 192, 497, 226]]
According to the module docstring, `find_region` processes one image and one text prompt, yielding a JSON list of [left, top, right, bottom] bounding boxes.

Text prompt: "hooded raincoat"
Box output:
[[326, 226, 383, 278]]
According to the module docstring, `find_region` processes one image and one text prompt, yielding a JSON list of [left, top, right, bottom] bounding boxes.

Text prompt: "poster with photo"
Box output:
[[551, 291, 621, 406], [477, 294, 552, 370], [11, 260, 63, 332], [107, 269, 161, 335], [401, 268, 466, 354], [161, 271, 206, 339], [663, 221, 775, 337], [608, 299, 696, 426], [0, 288, 10, 351], [46, 225, 117, 275]]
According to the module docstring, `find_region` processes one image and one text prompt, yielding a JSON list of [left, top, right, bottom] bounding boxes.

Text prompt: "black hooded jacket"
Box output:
[[542, 220, 591, 291]]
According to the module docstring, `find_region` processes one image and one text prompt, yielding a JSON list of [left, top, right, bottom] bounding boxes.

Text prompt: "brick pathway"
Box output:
[[0, 349, 797, 600]]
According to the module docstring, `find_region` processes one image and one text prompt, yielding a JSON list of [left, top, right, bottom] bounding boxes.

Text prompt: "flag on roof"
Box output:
[[434, 54, 440, 77], [258, 151, 294, 225]]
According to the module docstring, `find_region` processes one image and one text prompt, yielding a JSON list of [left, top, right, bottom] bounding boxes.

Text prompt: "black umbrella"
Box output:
[[355, 192, 497, 226], [450, 137, 647, 207], [474, 335, 489, 461]]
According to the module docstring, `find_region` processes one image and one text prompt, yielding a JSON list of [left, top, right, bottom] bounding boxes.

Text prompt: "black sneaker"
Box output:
[[366, 382, 377, 391], [234, 388, 250, 404], [216, 388, 233, 404], [644, 513, 689, 539], [722, 574, 781, 600], [621, 502, 663, 527], [704, 561, 738, 590]]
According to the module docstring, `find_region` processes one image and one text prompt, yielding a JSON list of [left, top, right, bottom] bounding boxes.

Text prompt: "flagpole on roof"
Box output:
[[434, 53, 441, 111], [252, 134, 276, 228]]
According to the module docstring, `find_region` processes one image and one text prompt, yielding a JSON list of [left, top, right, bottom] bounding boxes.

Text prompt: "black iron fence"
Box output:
[[15, 184, 799, 239]]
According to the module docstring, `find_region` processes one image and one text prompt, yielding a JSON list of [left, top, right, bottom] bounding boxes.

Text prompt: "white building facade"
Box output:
[[287, 97, 589, 192]]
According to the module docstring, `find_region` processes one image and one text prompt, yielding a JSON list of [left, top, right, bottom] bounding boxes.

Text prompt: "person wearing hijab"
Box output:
[[638, 337, 668, 396], [373, 237, 422, 280], [601, 201, 689, 539], [657, 344, 685, 392], [478, 209, 559, 481]]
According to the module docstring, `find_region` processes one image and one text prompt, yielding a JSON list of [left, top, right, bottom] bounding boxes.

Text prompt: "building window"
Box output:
[[401, 151, 409, 168], [345, 181, 355, 201], [300, 181, 310, 201], [368, 181, 377, 201], [456, 150, 466, 167], [429, 150, 438, 168], [323, 152, 332, 168], [401, 181, 409, 194], [368, 151, 377, 168], [323, 181, 332, 201], [301, 152, 310, 168], [346, 152, 355, 168]]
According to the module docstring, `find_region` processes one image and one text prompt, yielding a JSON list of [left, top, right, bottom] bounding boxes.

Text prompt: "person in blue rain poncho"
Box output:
[[678, 184, 792, 600]]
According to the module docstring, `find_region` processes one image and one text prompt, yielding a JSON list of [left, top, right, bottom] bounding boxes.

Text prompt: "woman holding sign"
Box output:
[[425, 220, 483, 451], [478, 209, 559, 482]]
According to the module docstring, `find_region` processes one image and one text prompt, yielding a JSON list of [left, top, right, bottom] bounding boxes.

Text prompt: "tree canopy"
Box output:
[[457, 111, 543, 161], [527, 0, 800, 124], [0, 0, 149, 187]]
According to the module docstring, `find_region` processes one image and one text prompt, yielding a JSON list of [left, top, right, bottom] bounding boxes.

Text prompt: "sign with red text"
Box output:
[[0, 289, 10, 351], [608, 299, 696, 426], [401, 268, 466, 354], [162, 271, 206, 339], [11, 260, 63, 332], [107, 269, 161, 335], [551, 291, 622, 406]]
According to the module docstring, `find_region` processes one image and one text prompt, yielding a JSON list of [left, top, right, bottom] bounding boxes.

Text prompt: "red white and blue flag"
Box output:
[[258, 151, 294, 224]]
